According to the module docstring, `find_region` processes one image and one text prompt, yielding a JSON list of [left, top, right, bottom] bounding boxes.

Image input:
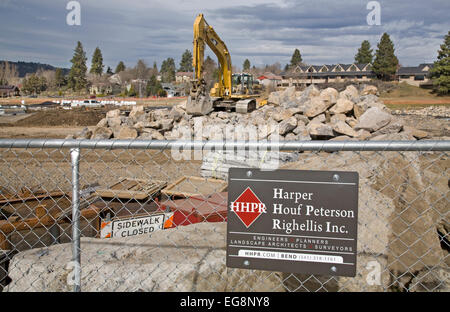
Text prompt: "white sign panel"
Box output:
[[101, 213, 173, 238]]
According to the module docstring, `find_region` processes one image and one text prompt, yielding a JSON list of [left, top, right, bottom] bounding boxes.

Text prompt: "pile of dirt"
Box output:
[[12, 109, 105, 127]]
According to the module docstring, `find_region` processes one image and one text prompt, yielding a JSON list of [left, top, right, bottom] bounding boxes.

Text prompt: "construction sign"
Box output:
[[100, 212, 174, 239], [226, 168, 359, 277]]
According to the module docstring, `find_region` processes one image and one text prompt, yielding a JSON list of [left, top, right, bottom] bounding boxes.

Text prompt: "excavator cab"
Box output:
[[231, 73, 254, 95]]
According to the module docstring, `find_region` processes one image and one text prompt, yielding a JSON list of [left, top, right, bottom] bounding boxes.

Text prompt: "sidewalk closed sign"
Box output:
[[101, 213, 174, 238], [226, 168, 359, 277]]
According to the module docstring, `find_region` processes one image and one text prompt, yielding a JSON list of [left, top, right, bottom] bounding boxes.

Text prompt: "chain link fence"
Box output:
[[0, 139, 448, 292]]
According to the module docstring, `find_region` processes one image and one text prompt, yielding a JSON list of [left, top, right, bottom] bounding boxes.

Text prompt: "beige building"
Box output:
[[397, 64, 433, 87], [278, 63, 433, 87], [281, 63, 374, 87]]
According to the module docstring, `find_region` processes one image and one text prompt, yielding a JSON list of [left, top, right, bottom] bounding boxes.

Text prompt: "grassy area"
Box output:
[[380, 82, 450, 109], [385, 102, 450, 110], [379, 82, 435, 98]]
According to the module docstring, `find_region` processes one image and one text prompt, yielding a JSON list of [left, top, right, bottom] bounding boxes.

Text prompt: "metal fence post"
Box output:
[[70, 148, 81, 292]]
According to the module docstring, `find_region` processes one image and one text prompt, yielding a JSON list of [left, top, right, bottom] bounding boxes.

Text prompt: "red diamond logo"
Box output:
[[230, 187, 267, 228]]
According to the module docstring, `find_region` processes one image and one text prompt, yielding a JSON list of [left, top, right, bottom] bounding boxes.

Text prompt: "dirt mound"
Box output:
[[13, 109, 105, 127]]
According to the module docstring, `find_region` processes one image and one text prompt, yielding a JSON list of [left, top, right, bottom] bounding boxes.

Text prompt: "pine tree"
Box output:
[[54, 68, 65, 88], [161, 58, 176, 82], [430, 31, 450, 95], [372, 33, 399, 80], [68, 41, 88, 91], [90, 47, 104, 75], [243, 59, 251, 71], [179, 50, 193, 72], [290, 49, 303, 68], [115, 61, 126, 73], [22, 73, 47, 95], [355, 40, 373, 64]]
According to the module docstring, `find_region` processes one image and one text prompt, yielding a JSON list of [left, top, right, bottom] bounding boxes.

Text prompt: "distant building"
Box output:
[[257, 72, 282, 88], [89, 83, 112, 95], [397, 63, 433, 87], [281, 63, 374, 86], [279, 63, 433, 87], [0, 85, 20, 97], [175, 72, 193, 83]]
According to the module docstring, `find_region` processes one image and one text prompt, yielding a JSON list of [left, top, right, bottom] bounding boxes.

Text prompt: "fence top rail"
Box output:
[[0, 139, 449, 151]]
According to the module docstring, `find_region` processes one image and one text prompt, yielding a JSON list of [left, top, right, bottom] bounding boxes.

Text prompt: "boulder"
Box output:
[[319, 87, 339, 105], [294, 114, 310, 125], [5, 223, 284, 292], [330, 114, 347, 124], [332, 121, 357, 137], [273, 110, 294, 122], [284, 133, 298, 140], [91, 127, 113, 139], [306, 122, 334, 138], [160, 119, 174, 131], [309, 114, 326, 124], [278, 117, 297, 135], [169, 107, 184, 122], [371, 118, 403, 137], [361, 85, 378, 96], [304, 97, 332, 118], [74, 127, 92, 140], [120, 116, 134, 127], [353, 102, 369, 119], [345, 117, 358, 128], [107, 116, 122, 128], [354, 107, 392, 132], [96, 118, 108, 128], [153, 108, 170, 120], [403, 126, 429, 139], [329, 98, 354, 114], [268, 91, 282, 105], [133, 121, 156, 131], [339, 85, 359, 101], [106, 109, 120, 118], [143, 128, 165, 140], [354, 129, 371, 140], [296, 85, 320, 105], [129, 106, 145, 122], [115, 126, 138, 139]]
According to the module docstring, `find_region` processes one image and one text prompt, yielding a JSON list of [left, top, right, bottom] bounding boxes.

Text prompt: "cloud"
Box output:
[[0, 0, 448, 69]]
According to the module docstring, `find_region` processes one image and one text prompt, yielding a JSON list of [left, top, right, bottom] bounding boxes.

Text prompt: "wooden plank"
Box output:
[[0, 206, 101, 234], [0, 232, 10, 250], [161, 176, 227, 198], [0, 191, 66, 205], [95, 178, 167, 199], [35, 205, 47, 219]]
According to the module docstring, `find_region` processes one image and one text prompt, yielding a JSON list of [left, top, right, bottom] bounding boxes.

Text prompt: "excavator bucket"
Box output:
[[186, 79, 213, 115], [186, 94, 213, 116]]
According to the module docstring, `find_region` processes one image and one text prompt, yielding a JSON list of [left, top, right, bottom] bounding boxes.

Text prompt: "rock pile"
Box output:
[[70, 84, 429, 141], [392, 105, 450, 118]]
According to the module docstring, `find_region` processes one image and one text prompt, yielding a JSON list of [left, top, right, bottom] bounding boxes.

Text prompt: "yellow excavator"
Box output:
[[186, 14, 258, 115]]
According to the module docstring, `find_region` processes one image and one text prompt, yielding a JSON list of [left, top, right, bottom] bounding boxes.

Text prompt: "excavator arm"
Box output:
[[187, 14, 232, 115]]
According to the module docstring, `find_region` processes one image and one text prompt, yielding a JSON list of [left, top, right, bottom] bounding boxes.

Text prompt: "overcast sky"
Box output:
[[0, 0, 449, 70]]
